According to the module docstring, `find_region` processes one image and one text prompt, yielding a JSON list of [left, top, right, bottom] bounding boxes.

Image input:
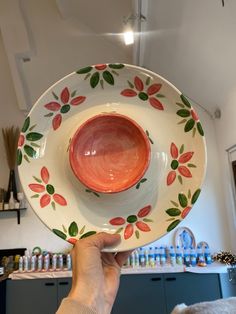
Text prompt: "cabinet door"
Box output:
[[219, 273, 236, 298], [112, 274, 166, 314], [57, 278, 72, 308], [6, 279, 57, 314], [164, 273, 221, 313]]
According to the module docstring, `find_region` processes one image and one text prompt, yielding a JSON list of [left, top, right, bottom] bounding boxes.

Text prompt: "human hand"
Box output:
[[68, 232, 132, 314]]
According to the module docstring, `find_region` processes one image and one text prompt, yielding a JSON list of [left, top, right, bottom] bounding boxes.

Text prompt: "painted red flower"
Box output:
[[167, 143, 195, 186], [109, 205, 152, 240], [44, 87, 86, 130], [121, 76, 164, 110], [28, 166, 67, 209]]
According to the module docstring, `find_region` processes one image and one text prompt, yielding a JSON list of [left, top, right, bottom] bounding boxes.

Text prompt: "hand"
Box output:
[[68, 232, 132, 314]]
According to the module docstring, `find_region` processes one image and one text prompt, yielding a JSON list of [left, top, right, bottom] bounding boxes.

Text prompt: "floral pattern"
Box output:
[[109, 205, 153, 240], [121, 76, 165, 110], [76, 63, 125, 89], [176, 94, 204, 136], [17, 117, 43, 165], [165, 189, 201, 232], [44, 87, 86, 130], [28, 166, 67, 209], [167, 143, 196, 185], [52, 221, 97, 244]]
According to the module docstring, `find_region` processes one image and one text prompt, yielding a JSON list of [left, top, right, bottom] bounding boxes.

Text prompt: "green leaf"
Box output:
[[171, 200, 179, 207], [178, 193, 188, 208], [80, 225, 86, 234], [188, 163, 196, 168], [85, 189, 92, 193], [166, 208, 181, 216], [184, 119, 195, 132], [22, 117, 30, 133], [176, 102, 185, 108], [156, 94, 165, 98], [52, 91, 58, 100], [33, 176, 42, 183], [29, 124, 37, 131], [197, 122, 204, 136], [60, 104, 70, 114], [135, 230, 140, 239], [148, 137, 154, 144], [93, 192, 100, 197], [108, 63, 124, 69], [115, 227, 123, 234], [100, 79, 104, 89], [51, 201, 56, 210], [140, 178, 147, 183], [143, 218, 153, 222], [146, 76, 151, 85], [24, 145, 37, 158], [167, 219, 181, 232], [192, 127, 196, 138], [26, 132, 43, 142], [146, 130, 150, 136], [188, 189, 191, 199], [17, 149, 22, 166], [69, 221, 79, 237], [111, 70, 118, 76], [177, 109, 190, 118], [136, 183, 140, 189], [31, 143, 41, 148], [178, 119, 187, 125], [90, 72, 100, 88], [23, 154, 30, 163], [84, 73, 91, 80], [80, 231, 97, 239], [44, 112, 54, 117], [191, 189, 201, 204], [31, 194, 39, 198], [103, 71, 114, 85], [71, 90, 76, 97], [180, 94, 191, 108], [128, 80, 134, 88], [76, 66, 93, 74], [53, 229, 67, 240], [179, 144, 184, 154], [62, 224, 67, 233], [177, 175, 183, 184]]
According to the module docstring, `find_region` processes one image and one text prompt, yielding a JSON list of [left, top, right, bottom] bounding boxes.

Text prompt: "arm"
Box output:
[[56, 232, 131, 314]]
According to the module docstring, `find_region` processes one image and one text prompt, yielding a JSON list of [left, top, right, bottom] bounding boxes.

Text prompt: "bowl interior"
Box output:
[[69, 113, 151, 193]]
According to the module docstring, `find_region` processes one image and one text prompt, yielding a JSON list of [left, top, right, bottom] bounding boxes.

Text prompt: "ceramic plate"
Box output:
[[17, 63, 206, 251]]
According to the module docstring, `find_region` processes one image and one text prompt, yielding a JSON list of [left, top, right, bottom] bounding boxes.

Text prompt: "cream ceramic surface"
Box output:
[[17, 64, 206, 251]]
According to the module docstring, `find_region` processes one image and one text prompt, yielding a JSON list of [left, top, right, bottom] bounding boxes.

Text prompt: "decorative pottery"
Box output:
[[69, 113, 151, 193], [17, 63, 207, 252]]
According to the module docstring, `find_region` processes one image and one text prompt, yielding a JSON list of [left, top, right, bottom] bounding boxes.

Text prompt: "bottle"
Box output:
[[204, 246, 212, 265], [190, 247, 197, 266], [197, 246, 206, 266], [130, 251, 135, 268], [148, 247, 155, 267], [18, 256, 23, 272], [9, 191, 15, 209], [160, 246, 166, 266], [52, 254, 57, 271], [169, 246, 176, 266], [154, 247, 161, 266], [139, 248, 146, 267], [145, 249, 149, 267], [176, 246, 183, 265], [37, 255, 43, 271], [183, 247, 191, 267], [66, 254, 71, 270], [23, 255, 29, 272], [58, 254, 63, 270], [31, 255, 36, 272], [43, 254, 50, 271], [134, 250, 139, 267]]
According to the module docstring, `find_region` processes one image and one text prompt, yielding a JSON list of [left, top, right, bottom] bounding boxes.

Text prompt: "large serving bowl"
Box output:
[[17, 63, 206, 251]]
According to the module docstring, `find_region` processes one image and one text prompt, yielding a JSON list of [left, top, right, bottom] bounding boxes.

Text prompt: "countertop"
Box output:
[[7, 262, 229, 280]]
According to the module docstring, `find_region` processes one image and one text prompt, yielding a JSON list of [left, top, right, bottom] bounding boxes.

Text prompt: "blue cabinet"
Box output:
[[6, 278, 72, 314], [112, 274, 166, 314]]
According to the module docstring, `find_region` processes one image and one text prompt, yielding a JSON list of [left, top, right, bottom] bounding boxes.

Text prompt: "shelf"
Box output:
[[0, 208, 26, 224]]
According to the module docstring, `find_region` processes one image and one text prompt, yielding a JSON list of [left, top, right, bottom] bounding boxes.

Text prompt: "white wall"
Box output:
[[141, 0, 236, 251], [0, 0, 132, 252]]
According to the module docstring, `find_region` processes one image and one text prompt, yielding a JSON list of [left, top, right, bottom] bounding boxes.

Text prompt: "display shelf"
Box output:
[[0, 208, 26, 224]]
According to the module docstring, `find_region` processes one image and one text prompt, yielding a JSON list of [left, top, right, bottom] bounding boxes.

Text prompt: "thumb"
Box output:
[[80, 232, 121, 250]]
